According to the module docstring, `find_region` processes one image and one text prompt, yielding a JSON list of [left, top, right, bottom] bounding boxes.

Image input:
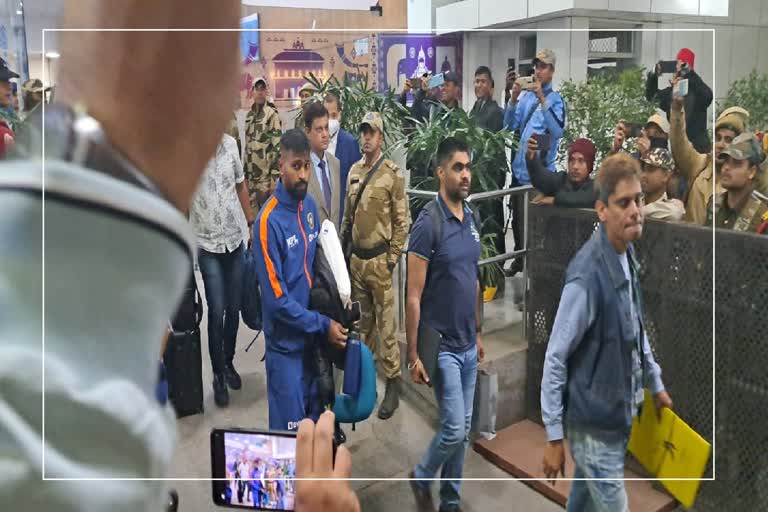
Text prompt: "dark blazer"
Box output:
[[334, 128, 362, 221]]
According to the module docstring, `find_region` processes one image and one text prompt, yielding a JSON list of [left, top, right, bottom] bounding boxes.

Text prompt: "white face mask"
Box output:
[[328, 118, 340, 138]]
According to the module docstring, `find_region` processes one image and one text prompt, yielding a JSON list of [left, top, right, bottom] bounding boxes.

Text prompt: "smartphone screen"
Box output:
[[428, 72, 445, 89], [624, 122, 644, 138], [532, 133, 551, 152], [211, 429, 297, 511], [650, 137, 668, 150], [659, 60, 678, 74], [674, 78, 689, 98]]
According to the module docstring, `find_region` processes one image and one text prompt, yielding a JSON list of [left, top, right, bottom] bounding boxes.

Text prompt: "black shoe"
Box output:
[[409, 470, 435, 512], [224, 364, 242, 390], [334, 422, 347, 445], [378, 377, 401, 420], [213, 373, 230, 407]]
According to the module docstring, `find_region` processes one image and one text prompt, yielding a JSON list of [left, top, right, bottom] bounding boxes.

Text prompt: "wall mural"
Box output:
[[376, 33, 463, 95], [238, 30, 373, 112]]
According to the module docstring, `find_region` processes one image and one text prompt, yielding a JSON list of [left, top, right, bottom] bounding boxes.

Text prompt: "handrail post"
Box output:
[[522, 189, 529, 341]]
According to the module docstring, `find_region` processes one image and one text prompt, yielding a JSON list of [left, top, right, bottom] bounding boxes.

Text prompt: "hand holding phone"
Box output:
[[295, 412, 359, 512], [623, 122, 644, 138], [531, 133, 551, 153], [673, 78, 689, 98], [428, 73, 445, 89], [515, 75, 536, 91]]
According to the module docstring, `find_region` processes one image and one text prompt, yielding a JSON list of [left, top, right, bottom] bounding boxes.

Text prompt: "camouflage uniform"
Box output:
[[243, 103, 282, 211], [705, 133, 768, 233], [341, 113, 410, 379]]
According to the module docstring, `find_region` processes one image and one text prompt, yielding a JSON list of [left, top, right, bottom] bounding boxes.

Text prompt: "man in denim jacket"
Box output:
[[540, 153, 674, 511]]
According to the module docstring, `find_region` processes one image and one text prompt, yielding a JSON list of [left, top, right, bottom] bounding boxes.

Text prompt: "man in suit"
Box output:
[[324, 92, 361, 221], [304, 101, 343, 230]]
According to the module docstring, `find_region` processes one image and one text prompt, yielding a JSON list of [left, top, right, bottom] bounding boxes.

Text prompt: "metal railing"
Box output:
[[397, 185, 534, 334]]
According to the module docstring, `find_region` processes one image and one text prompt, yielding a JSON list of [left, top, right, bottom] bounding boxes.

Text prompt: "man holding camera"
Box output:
[[504, 49, 566, 274], [646, 48, 713, 154]]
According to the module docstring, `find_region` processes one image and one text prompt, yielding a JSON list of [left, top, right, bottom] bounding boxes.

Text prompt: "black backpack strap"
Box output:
[[424, 199, 444, 259]]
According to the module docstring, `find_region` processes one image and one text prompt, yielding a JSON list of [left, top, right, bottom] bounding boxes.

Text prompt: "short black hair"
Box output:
[[280, 128, 310, 156], [323, 91, 341, 112], [436, 137, 470, 169], [475, 66, 492, 81], [303, 101, 328, 130]]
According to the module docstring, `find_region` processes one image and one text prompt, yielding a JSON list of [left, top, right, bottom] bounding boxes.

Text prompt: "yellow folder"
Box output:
[[628, 390, 711, 509]]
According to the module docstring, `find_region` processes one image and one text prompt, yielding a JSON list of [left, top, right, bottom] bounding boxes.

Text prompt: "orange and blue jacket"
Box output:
[[253, 180, 330, 354]]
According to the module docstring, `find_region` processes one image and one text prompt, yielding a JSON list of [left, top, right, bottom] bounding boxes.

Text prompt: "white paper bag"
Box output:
[[318, 220, 351, 306]]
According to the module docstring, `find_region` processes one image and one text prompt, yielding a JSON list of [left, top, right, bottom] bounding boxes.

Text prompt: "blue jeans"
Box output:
[[566, 425, 629, 512], [414, 344, 478, 509], [198, 243, 244, 374]]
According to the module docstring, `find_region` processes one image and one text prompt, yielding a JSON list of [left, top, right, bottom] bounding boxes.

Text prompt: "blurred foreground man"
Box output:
[[540, 153, 673, 512], [0, 2, 358, 511]]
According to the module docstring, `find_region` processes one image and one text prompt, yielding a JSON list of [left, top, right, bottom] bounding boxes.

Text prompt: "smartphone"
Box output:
[[428, 72, 445, 89], [624, 122, 644, 138], [673, 78, 689, 98], [658, 60, 677, 74], [650, 136, 668, 150], [211, 428, 298, 511], [410, 76, 422, 90], [531, 133, 551, 153], [515, 75, 536, 91]]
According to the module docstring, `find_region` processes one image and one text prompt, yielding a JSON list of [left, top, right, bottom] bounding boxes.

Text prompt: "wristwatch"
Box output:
[[31, 103, 168, 203]]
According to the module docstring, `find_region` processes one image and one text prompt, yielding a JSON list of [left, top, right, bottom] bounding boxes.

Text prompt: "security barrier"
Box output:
[[524, 204, 768, 510]]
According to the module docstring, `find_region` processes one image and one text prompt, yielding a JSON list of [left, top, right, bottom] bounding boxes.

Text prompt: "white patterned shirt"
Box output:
[[190, 134, 248, 253]]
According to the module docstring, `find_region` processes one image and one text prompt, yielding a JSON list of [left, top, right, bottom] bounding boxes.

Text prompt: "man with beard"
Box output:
[[670, 95, 749, 224], [253, 129, 349, 431], [407, 137, 485, 512], [541, 153, 673, 511]]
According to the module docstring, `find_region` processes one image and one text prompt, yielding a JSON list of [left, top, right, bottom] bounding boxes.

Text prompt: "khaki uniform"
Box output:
[[341, 157, 410, 379], [669, 107, 724, 224], [705, 192, 768, 233], [243, 104, 282, 211]]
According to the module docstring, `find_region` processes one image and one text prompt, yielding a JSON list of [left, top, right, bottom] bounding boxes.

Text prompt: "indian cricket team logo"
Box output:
[[307, 212, 315, 230]]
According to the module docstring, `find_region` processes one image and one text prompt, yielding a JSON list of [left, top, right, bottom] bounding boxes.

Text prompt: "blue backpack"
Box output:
[[333, 336, 377, 425]]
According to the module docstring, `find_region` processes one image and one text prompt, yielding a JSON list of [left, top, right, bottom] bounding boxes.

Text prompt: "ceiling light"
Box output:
[[45, 52, 60, 59]]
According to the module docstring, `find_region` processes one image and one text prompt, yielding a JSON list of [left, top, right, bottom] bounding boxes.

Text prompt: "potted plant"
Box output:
[[479, 232, 504, 302]]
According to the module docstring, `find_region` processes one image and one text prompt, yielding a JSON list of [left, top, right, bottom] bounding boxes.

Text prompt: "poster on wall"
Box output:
[[240, 13, 260, 65], [239, 29, 373, 112], [376, 34, 463, 96]]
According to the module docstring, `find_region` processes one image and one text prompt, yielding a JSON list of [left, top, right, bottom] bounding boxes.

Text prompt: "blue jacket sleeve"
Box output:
[[503, 99, 520, 132], [541, 93, 566, 140], [254, 219, 330, 335], [540, 279, 595, 441]]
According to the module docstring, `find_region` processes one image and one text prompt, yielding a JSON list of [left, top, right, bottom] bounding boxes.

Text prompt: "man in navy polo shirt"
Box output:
[[406, 137, 485, 512]]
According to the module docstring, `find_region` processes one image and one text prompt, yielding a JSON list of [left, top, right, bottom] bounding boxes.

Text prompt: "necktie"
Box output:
[[318, 159, 332, 210]]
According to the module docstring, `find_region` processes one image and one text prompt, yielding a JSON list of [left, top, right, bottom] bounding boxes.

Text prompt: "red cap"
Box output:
[[676, 48, 695, 70], [568, 138, 597, 173]]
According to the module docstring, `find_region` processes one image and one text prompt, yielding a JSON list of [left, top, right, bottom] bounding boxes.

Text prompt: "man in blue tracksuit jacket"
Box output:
[[253, 129, 349, 431], [503, 48, 566, 275]]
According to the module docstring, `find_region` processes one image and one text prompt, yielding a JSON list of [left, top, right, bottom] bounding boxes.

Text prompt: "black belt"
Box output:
[[352, 243, 389, 260]]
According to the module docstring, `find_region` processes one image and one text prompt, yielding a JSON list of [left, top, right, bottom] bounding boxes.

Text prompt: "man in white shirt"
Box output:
[[190, 133, 254, 407]]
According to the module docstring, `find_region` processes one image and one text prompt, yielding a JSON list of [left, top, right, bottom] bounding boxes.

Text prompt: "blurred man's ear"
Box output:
[[596, 199, 608, 222]]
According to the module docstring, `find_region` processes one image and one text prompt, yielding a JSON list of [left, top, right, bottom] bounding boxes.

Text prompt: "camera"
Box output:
[[515, 75, 536, 91]]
